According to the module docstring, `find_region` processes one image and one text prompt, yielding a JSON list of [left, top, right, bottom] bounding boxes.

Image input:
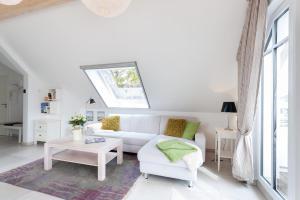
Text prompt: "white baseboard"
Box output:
[[22, 141, 35, 146], [257, 177, 283, 200]]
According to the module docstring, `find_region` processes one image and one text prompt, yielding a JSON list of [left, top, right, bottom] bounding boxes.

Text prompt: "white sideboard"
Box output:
[[34, 119, 61, 144]]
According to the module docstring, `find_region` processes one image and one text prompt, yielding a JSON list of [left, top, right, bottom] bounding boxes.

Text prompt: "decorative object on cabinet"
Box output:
[[221, 102, 237, 130], [40, 101, 59, 114], [41, 89, 61, 114], [41, 102, 49, 114], [43, 89, 61, 101], [34, 120, 61, 144]]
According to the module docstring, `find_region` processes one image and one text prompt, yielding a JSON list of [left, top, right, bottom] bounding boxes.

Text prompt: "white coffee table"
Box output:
[[44, 137, 123, 181]]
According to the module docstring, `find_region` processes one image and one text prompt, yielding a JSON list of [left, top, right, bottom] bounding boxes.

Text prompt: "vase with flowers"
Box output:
[[69, 114, 87, 141]]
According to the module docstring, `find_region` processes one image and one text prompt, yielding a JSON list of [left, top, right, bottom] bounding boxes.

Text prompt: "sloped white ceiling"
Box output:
[[0, 50, 20, 73], [0, 0, 247, 112]]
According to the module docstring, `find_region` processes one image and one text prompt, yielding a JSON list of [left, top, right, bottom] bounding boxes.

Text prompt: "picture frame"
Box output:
[[86, 111, 94, 121], [97, 111, 105, 121]]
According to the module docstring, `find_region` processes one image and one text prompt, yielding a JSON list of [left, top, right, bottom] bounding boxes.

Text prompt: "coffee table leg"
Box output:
[[44, 144, 52, 170], [98, 152, 106, 181], [117, 143, 123, 165]]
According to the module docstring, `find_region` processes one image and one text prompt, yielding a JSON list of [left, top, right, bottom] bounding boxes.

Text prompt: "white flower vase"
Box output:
[[72, 128, 83, 141]]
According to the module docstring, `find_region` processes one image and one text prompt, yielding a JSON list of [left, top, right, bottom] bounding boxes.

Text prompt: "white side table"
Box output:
[[215, 128, 238, 172]]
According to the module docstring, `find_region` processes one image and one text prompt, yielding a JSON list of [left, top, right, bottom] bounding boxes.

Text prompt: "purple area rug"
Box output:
[[0, 153, 140, 200]]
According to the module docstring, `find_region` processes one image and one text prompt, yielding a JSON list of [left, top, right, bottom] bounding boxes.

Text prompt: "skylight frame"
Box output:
[[81, 61, 150, 109]]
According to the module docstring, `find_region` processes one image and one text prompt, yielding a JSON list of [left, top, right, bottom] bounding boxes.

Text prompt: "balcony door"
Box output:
[[261, 10, 289, 199]]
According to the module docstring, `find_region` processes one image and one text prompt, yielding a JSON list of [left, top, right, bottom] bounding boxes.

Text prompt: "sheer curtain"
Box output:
[[232, 0, 268, 182]]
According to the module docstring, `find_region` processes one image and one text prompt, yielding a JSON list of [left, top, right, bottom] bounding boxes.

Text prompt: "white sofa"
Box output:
[[87, 114, 161, 153], [138, 134, 204, 187], [87, 114, 206, 186], [87, 114, 206, 159]]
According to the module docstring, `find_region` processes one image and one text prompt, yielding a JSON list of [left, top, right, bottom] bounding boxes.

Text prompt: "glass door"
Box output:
[[261, 10, 289, 199]]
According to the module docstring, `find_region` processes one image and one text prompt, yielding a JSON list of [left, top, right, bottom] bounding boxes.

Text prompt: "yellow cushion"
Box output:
[[101, 116, 120, 131], [164, 118, 187, 138]]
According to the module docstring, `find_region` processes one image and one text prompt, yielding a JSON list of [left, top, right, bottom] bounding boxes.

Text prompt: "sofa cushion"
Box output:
[[101, 116, 120, 131], [110, 114, 161, 134], [138, 135, 203, 168], [92, 130, 156, 146], [164, 119, 187, 138], [182, 121, 200, 140], [159, 116, 199, 135]]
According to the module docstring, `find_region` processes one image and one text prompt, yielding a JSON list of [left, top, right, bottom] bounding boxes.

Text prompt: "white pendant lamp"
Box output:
[[0, 0, 23, 5], [81, 0, 132, 18]]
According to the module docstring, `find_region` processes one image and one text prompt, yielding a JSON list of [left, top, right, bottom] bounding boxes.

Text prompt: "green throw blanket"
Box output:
[[156, 139, 198, 162]]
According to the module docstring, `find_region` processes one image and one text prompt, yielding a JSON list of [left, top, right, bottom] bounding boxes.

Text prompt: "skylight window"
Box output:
[[81, 62, 150, 109]]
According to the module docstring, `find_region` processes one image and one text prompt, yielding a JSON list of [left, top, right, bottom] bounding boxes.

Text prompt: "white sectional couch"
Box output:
[[88, 114, 161, 153], [87, 114, 206, 160], [87, 114, 206, 186]]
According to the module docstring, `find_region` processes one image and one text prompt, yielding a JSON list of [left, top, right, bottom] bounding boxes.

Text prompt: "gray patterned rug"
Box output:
[[0, 153, 140, 200]]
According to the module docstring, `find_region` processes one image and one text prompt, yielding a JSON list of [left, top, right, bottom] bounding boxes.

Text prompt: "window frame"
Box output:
[[260, 9, 289, 199], [81, 61, 150, 109]]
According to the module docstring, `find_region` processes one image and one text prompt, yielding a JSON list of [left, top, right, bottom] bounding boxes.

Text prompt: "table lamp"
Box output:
[[221, 102, 237, 130]]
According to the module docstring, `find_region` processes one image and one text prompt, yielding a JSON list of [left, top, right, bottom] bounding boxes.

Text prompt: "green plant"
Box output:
[[69, 114, 87, 129], [112, 68, 141, 88]]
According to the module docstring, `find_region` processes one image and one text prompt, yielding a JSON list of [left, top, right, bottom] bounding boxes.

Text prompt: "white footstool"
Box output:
[[137, 134, 205, 187]]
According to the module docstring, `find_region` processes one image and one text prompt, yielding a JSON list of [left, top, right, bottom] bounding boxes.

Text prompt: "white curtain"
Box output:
[[232, 0, 268, 182]]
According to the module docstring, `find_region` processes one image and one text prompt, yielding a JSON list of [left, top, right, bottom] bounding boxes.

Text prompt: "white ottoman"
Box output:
[[137, 135, 205, 187]]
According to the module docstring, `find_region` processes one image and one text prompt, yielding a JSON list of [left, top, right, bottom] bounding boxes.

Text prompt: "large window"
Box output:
[[81, 62, 150, 109], [261, 10, 289, 198]]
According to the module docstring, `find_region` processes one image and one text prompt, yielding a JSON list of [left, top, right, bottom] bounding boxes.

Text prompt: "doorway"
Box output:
[[0, 64, 23, 143]]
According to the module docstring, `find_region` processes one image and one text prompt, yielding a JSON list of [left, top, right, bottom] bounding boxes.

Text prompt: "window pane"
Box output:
[[265, 32, 272, 52], [262, 53, 273, 184], [84, 63, 149, 108], [276, 42, 289, 197], [277, 11, 289, 43]]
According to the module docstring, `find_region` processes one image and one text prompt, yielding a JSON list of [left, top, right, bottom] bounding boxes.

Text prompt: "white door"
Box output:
[[0, 76, 8, 135]]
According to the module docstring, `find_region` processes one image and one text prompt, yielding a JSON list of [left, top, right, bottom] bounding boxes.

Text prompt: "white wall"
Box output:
[[0, 0, 247, 112], [37, 87, 92, 138], [0, 0, 247, 146], [0, 39, 47, 144]]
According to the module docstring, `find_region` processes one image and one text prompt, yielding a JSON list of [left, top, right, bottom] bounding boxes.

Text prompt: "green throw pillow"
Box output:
[[182, 121, 200, 140]]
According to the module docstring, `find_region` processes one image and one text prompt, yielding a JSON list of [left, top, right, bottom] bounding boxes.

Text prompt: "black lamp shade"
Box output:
[[221, 102, 237, 113], [88, 98, 96, 104]]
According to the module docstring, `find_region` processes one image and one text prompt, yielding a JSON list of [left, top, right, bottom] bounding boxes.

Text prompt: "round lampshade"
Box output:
[[0, 0, 23, 5], [81, 0, 132, 18]]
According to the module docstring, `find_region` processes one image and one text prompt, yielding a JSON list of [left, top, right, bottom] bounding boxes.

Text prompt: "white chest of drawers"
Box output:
[[34, 120, 61, 144]]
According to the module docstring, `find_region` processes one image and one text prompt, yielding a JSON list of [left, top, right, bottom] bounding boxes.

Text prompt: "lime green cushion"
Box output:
[[182, 121, 200, 140]]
